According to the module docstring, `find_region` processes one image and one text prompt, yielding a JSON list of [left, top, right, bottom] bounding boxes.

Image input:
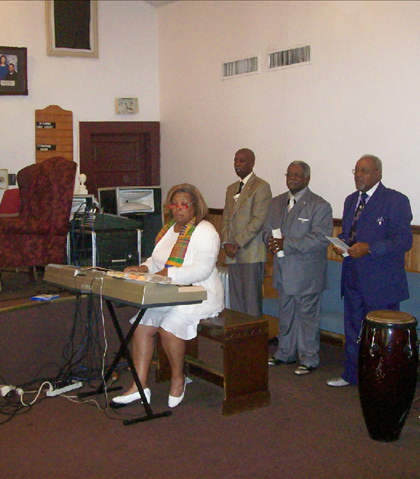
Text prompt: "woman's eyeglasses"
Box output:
[[169, 203, 194, 210]]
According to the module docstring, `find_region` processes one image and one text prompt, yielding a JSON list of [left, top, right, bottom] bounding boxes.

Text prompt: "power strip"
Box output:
[[46, 382, 83, 397]]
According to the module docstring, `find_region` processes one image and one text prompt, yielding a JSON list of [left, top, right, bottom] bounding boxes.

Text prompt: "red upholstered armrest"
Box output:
[[0, 189, 21, 216], [0, 158, 76, 235], [0, 163, 52, 233]]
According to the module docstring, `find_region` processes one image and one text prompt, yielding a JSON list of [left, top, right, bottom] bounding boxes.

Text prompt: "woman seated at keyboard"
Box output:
[[111, 184, 224, 409]]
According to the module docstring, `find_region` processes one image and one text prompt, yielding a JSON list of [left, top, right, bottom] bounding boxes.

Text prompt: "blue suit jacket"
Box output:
[[340, 182, 413, 304]]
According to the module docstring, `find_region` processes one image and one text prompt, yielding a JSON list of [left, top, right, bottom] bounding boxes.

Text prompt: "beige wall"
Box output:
[[158, 1, 420, 222], [0, 0, 159, 179], [2, 1, 420, 224]]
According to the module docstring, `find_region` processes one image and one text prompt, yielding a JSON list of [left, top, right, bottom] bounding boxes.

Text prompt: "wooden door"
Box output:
[[79, 122, 160, 197]]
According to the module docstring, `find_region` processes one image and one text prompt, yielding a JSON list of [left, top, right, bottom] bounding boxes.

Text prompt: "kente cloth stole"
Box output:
[[155, 218, 196, 268]]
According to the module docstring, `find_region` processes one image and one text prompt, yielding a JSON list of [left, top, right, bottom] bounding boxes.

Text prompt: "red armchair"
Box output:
[[0, 157, 77, 268]]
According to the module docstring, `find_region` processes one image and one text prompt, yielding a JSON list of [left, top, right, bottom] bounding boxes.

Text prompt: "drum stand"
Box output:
[[78, 297, 172, 425]]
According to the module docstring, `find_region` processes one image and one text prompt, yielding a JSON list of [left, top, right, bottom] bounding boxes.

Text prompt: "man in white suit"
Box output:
[[221, 148, 272, 317], [262, 161, 333, 375]]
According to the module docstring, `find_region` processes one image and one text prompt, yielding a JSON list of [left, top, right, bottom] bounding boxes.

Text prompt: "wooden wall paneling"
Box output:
[[326, 222, 344, 262], [207, 209, 420, 273], [35, 105, 73, 163], [328, 222, 420, 273], [405, 225, 420, 273], [208, 208, 225, 266]]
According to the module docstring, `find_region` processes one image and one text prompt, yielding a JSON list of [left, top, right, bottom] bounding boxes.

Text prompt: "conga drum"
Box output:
[[358, 310, 418, 442]]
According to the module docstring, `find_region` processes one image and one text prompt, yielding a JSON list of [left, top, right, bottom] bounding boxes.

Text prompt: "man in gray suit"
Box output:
[[221, 148, 272, 317], [262, 161, 333, 375]]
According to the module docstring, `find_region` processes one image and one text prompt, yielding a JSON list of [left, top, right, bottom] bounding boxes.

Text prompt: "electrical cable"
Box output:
[[0, 390, 40, 425], [98, 277, 109, 405], [19, 381, 54, 407], [69, 203, 98, 267], [50, 280, 117, 392], [1, 248, 131, 426]]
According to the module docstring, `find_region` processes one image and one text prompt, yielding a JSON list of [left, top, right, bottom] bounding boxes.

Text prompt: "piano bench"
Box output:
[[155, 308, 270, 416]]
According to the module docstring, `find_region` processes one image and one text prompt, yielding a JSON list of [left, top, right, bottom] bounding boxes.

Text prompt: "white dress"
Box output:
[[134, 220, 224, 340]]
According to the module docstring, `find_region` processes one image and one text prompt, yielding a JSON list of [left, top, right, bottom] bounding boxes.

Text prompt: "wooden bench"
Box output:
[[155, 308, 270, 416]]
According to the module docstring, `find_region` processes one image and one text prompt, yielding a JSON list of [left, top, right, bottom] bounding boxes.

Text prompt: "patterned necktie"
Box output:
[[348, 193, 368, 246], [236, 181, 244, 195], [287, 196, 295, 213]]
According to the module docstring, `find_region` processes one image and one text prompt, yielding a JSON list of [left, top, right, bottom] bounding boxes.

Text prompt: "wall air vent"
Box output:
[[267, 45, 311, 71], [222, 55, 259, 79]]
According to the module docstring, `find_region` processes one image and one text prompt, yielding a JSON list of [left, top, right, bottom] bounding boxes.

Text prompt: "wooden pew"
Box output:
[[155, 308, 270, 416]]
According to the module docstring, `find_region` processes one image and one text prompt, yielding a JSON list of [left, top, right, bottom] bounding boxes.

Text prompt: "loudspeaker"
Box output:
[[67, 228, 142, 271], [98, 186, 163, 259]]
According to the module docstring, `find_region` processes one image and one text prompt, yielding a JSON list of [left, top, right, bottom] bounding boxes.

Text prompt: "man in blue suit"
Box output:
[[327, 154, 413, 387]]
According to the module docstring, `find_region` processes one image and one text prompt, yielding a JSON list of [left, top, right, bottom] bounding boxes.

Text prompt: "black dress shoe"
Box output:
[[268, 357, 296, 366]]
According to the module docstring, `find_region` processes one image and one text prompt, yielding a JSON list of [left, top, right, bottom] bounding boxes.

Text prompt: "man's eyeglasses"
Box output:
[[352, 168, 377, 175], [169, 203, 194, 210], [285, 173, 305, 179]]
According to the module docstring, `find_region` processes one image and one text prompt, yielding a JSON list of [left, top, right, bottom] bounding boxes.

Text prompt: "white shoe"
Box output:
[[326, 377, 351, 387], [168, 377, 190, 408], [112, 387, 151, 405]]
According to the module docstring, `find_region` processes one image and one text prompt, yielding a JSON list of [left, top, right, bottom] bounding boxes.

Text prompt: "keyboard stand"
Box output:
[[79, 299, 172, 425]]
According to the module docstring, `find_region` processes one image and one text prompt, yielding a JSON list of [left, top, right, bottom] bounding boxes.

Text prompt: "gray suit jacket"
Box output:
[[262, 188, 333, 296], [221, 172, 272, 264]]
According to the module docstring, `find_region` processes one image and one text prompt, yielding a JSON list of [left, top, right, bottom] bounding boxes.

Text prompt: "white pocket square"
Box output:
[[298, 217, 309, 223]]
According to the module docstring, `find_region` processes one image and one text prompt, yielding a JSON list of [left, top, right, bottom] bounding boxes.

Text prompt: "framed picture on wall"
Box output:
[[45, 0, 98, 58], [116, 98, 139, 115], [0, 47, 28, 96]]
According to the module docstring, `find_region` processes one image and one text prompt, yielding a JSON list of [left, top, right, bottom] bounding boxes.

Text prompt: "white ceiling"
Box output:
[[145, 1, 176, 8]]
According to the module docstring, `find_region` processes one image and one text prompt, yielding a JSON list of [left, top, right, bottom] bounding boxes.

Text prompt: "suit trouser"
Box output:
[[273, 285, 322, 368], [342, 260, 399, 384], [228, 262, 265, 317]]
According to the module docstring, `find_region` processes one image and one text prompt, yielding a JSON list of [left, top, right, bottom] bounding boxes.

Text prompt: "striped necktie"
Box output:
[[348, 193, 368, 246]]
